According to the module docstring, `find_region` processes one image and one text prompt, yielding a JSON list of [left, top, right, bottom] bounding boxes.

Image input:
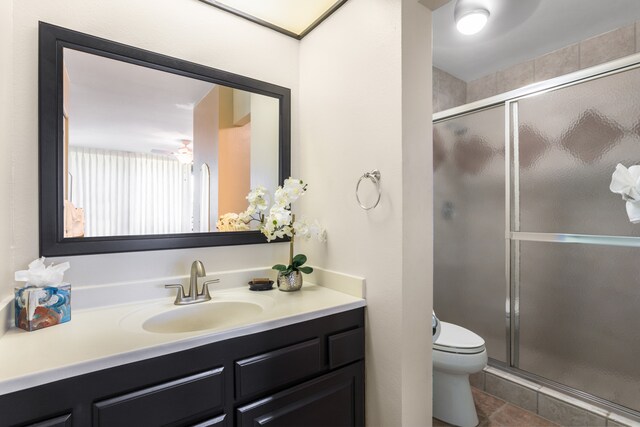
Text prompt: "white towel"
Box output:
[[610, 164, 640, 224], [626, 201, 640, 224]]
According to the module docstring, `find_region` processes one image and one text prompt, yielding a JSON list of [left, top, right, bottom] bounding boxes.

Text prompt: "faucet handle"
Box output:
[[165, 284, 186, 305], [198, 279, 219, 301]]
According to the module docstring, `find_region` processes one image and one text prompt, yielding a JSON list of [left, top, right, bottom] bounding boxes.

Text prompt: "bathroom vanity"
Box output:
[[15, 20, 369, 426], [0, 280, 365, 427]]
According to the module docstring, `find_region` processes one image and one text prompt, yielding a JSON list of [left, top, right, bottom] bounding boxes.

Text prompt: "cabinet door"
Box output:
[[236, 362, 364, 427]]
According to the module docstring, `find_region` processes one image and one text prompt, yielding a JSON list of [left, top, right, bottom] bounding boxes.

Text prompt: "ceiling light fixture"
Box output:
[[174, 140, 193, 165], [454, 1, 490, 35]]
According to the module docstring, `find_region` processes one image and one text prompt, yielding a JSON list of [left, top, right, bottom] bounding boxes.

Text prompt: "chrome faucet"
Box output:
[[165, 260, 219, 305], [189, 260, 206, 298]]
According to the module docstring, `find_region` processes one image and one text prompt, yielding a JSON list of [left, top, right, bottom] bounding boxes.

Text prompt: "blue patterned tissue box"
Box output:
[[14, 284, 71, 332]]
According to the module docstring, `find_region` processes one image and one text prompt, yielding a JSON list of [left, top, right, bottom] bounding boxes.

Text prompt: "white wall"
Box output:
[[0, 0, 14, 298], [298, 0, 433, 424], [400, 1, 433, 423], [5, 0, 299, 293]]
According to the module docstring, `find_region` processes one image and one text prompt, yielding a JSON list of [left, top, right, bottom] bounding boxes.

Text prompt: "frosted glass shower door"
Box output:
[[434, 106, 506, 362], [514, 64, 640, 412], [516, 66, 640, 236], [518, 242, 640, 412]]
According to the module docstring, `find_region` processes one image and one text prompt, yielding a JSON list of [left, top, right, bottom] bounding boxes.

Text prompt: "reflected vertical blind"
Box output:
[[68, 147, 192, 237]]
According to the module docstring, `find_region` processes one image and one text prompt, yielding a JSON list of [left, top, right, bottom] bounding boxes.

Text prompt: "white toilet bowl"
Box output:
[[433, 322, 487, 427]]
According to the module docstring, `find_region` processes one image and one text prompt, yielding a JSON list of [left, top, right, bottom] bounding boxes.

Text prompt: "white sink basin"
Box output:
[[120, 291, 275, 335], [143, 301, 263, 333]]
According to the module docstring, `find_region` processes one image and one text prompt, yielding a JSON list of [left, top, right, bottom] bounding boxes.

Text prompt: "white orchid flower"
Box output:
[[273, 187, 290, 207], [293, 218, 311, 241], [261, 208, 289, 241], [269, 206, 292, 227], [246, 185, 269, 211], [237, 209, 252, 224], [247, 177, 325, 246], [275, 225, 293, 239], [261, 220, 277, 241], [244, 204, 257, 216], [283, 178, 307, 203], [308, 219, 328, 242]]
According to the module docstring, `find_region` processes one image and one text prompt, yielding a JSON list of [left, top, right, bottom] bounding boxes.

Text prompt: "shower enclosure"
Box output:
[[434, 56, 640, 416]]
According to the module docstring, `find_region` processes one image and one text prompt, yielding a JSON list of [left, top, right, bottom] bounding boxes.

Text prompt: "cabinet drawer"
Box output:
[[236, 362, 364, 427], [27, 413, 72, 427], [235, 338, 321, 399], [191, 413, 226, 427], [93, 367, 224, 427], [329, 327, 365, 369]]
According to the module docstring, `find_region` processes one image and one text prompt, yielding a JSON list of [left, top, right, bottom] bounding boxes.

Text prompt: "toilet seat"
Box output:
[[433, 322, 485, 354]]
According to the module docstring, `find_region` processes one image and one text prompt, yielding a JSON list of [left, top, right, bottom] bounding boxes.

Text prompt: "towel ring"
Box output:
[[356, 170, 381, 210]]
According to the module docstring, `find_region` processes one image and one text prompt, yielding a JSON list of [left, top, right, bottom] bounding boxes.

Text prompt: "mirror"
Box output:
[[39, 22, 291, 256]]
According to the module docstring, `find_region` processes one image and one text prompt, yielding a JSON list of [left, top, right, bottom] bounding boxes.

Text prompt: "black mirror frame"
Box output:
[[39, 22, 291, 256]]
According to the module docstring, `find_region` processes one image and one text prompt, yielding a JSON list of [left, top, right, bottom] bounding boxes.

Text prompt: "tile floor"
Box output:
[[433, 387, 559, 427]]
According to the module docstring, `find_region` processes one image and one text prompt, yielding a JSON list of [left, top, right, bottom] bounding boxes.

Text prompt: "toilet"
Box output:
[[433, 321, 487, 427]]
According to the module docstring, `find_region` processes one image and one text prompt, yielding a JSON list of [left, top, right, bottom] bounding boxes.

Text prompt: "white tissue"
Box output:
[[610, 164, 640, 223], [15, 257, 70, 287]]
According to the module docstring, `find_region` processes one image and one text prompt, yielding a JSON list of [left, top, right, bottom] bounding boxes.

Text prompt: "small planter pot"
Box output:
[[277, 271, 303, 292]]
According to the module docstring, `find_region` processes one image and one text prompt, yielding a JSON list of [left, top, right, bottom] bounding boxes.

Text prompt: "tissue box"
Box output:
[[14, 284, 71, 332]]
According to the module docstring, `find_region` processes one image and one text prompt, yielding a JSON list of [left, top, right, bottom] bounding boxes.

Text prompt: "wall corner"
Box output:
[[401, 0, 434, 424], [418, 0, 451, 12]]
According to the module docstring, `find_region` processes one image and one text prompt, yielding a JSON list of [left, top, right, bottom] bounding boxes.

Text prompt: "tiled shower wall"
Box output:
[[432, 67, 466, 113], [433, 22, 640, 112]]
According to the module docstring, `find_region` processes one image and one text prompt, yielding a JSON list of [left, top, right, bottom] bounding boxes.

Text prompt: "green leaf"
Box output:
[[292, 254, 307, 267], [272, 264, 288, 271], [298, 266, 313, 274]]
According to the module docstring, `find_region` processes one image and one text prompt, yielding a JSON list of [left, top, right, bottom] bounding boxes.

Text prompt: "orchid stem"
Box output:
[[289, 214, 295, 266]]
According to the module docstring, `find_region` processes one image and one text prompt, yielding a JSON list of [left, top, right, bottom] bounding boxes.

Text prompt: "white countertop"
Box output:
[[0, 275, 365, 396]]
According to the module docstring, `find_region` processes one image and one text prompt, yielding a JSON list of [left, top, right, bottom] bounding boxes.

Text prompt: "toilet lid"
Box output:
[[433, 322, 485, 354]]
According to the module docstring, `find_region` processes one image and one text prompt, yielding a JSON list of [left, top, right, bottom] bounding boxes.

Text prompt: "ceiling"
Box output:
[[199, 0, 347, 38], [433, 0, 640, 82], [64, 48, 213, 155]]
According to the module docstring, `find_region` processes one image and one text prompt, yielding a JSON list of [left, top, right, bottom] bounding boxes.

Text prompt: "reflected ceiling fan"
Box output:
[[151, 139, 193, 164]]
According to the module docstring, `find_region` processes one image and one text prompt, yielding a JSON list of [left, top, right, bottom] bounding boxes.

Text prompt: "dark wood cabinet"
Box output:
[[0, 308, 364, 427], [237, 362, 364, 427]]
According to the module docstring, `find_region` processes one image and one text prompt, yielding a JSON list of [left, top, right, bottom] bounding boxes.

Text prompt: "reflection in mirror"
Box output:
[[62, 48, 279, 238], [199, 164, 211, 232]]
